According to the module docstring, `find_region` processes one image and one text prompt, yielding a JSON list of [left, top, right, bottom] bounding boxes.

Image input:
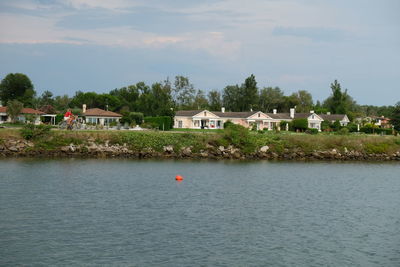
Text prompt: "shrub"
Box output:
[[20, 124, 52, 140], [219, 124, 255, 152], [280, 121, 290, 131], [337, 127, 350, 135], [144, 116, 172, 130], [223, 120, 234, 129], [305, 128, 319, 135], [292, 118, 308, 131]]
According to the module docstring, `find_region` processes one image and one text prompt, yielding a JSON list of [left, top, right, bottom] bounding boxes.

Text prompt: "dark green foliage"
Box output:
[[331, 120, 342, 131], [55, 114, 64, 124], [6, 100, 24, 122], [121, 112, 144, 125], [144, 116, 172, 130], [321, 121, 331, 131], [219, 123, 255, 152], [292, 118, 308, 131], [305, 128, 319, 134], [20, 124, 51, 140], [223, 120, 234, 129], [346, 123, 358, 132], [337, 128, 349, 135], [0, 73, 36, 107], [391, 102, 400, 131]]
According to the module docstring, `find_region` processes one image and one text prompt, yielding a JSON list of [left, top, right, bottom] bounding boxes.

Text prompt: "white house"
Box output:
[[319, 113, 350, 126], [174, 108, 325, 131]]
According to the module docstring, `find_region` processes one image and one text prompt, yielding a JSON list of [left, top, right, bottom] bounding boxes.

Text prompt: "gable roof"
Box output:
[[175, 110, 204, 117], [213, 111, 258, 118], [319, 114, 347, 121], [0, 106, 45, 115], [83, 108, 122, 117], [266, 113, 292, 120]]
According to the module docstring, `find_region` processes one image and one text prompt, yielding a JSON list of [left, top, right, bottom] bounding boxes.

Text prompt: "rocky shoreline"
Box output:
[[1, 138, 400, 161]]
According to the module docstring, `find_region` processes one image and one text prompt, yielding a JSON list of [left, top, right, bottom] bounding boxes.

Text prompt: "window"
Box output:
[[204, 112, 207, 116], [258, 113, 261, 117], [178, 121, 183, 128]]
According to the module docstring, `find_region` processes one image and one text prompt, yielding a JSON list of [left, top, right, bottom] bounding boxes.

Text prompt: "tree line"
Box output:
[[0, 72, 399, 128]]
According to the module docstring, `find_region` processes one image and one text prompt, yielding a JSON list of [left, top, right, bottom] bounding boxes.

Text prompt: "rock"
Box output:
[[8, 146, 19, 152], [331, 149, 337, 155], [69, 144, 76, 152], [259, 145, 269, 153], [163, 145, 174, 153], [200, 152, 209, 158], [344, 147, 348, 153], [0, 145, 4, 151], [61, 146, 70, 152], [181, 146, 192, 156], [218, 146, 225, 152]]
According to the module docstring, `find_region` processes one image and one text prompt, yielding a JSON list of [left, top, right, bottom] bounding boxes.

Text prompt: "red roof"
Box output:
[[0, 106, 45, 115], [83, 108, 122, 117]]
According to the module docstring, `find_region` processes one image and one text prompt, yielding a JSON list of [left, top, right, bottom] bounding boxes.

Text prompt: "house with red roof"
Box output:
[[82, 105, 122, 126], [0, 106, 45, 124]]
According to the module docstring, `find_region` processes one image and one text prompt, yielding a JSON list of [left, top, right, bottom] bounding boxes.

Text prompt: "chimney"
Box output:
[[310, 110, 314, 113], [83, 104, 87, 113], [273, 109, 277, 114], [221, 107, 225, 113], [327, 112, 331, 115], [290, 108, 295, 118]]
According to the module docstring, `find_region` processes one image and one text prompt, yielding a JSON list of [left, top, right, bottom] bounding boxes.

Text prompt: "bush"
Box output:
[[280, 121, 290, 131], [121, 112, 144, 125], [292, 118, 308, 131], [55, 114, 64, 124], [20, 124, 52, 140], [223, 120, 234, 129], [144, 116, 172, 130], [219, 124, 255, 152], [305, 128, 319, 135], [337, 127, 350, 135]]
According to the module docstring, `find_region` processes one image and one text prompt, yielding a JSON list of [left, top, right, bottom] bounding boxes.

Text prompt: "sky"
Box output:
[[0, 0, 399, 106]]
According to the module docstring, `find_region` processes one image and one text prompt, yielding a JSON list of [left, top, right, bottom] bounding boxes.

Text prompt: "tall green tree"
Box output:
[[192, 89, 208, 110], [222, 85, 241, 111], [0, 73, 36, 107], [38, 90, 54, 107], [290, 90, 313, 113], [240, 74, 258, 111], [391, 102, 400, 131], [323, 80, 357, 114], [173, 76, 196, 109], [6, 99, 24, 122], [259, 86, 285, 112], [208, 90, 222, 111]]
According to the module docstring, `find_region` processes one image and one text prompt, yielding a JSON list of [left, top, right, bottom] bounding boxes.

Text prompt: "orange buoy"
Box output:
[[175, 175, 184, 181]]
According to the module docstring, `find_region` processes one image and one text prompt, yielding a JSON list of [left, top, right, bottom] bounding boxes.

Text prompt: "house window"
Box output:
[[312, 115, 314, 119], [258, 113, 260, 117], [204, 112, 207, 116], [178, 121, 183, 128]]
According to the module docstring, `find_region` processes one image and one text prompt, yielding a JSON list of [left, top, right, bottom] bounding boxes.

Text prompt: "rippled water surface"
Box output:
[[0, 159, 399, 266]]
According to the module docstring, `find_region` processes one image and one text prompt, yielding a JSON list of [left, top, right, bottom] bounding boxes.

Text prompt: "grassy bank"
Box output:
[[1, 127, 400, 156]]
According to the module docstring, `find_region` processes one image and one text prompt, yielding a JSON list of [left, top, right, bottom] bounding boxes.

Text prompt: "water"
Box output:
[[0, 159, 399, 266]]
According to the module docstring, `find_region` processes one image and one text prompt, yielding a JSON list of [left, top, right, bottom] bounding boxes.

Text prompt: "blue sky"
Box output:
[[0, 0, 399, 106]]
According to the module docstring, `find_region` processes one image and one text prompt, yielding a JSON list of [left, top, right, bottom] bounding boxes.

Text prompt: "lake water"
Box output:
[[0, 159, 399, 266]]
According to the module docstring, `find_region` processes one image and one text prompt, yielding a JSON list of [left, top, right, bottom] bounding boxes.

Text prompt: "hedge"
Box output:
[[144, 116, 173, 130]]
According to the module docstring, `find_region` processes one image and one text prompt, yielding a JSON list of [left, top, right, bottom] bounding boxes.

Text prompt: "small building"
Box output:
[[82, 107, 122, 126], [0, 106, 45, 124], [319, 113, 350, 126]]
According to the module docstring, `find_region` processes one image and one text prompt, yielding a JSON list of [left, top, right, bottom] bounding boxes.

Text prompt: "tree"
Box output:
[[290, 90, 313, 113], [149, 81, 174, 116], [222, 85, 241, 111], [292, 118, 308, 131], [0, 73, 36, 107], [208, 90, 222, 111], [391, 102, 400, 131], [259, 87, 285, 112], [38, 90, 54, 107], [240, 74, 258, 111], [192, 90, 208, 110], [323, 80, 357, 115], [173, 76, 196, 109], [53, 95, 71, 112], [6, 100, 23, 122]]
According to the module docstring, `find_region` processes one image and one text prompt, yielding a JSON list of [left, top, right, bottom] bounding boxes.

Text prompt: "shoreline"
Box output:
[[1, 138, 400, 161]]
